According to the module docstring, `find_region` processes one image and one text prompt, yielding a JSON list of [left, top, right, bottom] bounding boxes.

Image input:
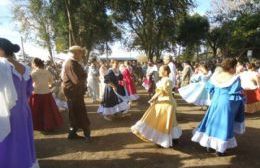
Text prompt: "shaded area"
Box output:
[[34, 89, 260, 168]]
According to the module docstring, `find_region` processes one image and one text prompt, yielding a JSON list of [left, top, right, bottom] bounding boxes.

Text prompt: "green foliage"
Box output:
[[176, 13, 209, 60], [50, 0, 121, 58], [13, 0, 55, 61], [108, 0, 194, 59], [206, 26, 230, 57], [209, 0, 260, 58], [12, 0, 259, 61], [13, 0, 121, 62], [228, 12, 260, 57], [177, 14, 209, 47]]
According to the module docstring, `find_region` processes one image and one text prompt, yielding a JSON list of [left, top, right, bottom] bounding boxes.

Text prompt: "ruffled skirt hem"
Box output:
[[131, 121, 182, 148], [129, 94, 140, 101], [97, 101, 130, 116], [191, 131, 237, 153], [178, 82, 211, 106]]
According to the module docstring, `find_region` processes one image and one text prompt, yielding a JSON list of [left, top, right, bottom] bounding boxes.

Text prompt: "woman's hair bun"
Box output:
[[12, 44, 20, 53]]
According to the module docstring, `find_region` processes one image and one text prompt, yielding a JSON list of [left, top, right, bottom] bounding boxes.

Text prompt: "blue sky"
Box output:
[[0, 0, 212, 59], [195, 0, 211, 15]]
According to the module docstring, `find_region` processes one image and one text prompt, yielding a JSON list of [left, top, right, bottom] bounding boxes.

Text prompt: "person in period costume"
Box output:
[[192, 58, 245, 156], [142, 62, 148, 78], [163, 55, 177, 89], [121, 62, 139, 101], [52, 81, 68, 111], [132, 65, 182, 148], [142, 61, 158, 96], [193, 63, 200, 75], [0, 38, 39, 168], [61, 46, 91, 142], [29, 58, 63, 131], [125, 61, 133, 74], [134, 62, 143, 85], [180, 61, 193, 87], [97, 60, 130, 120], [236, 61, 245, 74], [178, 63, 212, 106], [99, 60, 108, 100], [48, 61, 68, 111], [87, 58, 99, 103], [240, 63, 260, 113]]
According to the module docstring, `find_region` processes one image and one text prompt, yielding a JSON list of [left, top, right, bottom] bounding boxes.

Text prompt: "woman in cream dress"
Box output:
[[99, 61, 108, 100], [131, 65, 182, 148]]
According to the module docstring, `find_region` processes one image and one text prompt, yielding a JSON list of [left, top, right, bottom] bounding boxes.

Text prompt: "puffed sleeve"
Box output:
[[156, 79, 172, 95], [229, 78, 244, 102], [206, 81, 215, 100]]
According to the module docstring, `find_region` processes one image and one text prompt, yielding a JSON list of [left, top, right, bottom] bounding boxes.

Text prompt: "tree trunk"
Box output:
[[146, 50, 153, 62], [82, 48, 91, 65], [47, 45, 54, 63], [65, 0, 76, 46], [213, 48, 217, 57]]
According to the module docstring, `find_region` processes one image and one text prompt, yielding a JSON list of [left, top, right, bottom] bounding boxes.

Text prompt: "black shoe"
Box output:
[[206, 147, 214, 153], [172, 139, 179, 145], [68, 133, 84, 140], [216, 152, 226, 157], [85, 136, 91, 143]]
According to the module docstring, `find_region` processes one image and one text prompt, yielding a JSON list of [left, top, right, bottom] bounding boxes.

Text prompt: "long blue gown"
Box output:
[[192, 76, 245, 153]]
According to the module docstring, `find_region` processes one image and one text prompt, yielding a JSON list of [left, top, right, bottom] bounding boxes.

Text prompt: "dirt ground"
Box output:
[[35, 89, 260, 168]]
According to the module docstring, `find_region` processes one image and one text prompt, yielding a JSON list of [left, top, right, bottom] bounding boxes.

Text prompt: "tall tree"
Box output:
[[108, 0, 193, 59], [50, 0, 121, 62], [209, 0, 260, 58], [206, 26, 230, 57], [13, 0, 55, 62], [176, 14, 210, 60], [13, 0, 121, 63]]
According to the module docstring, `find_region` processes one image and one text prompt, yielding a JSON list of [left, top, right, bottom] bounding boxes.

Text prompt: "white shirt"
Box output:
[[168, 62, 177, 86], [240, 70, 259, 90]]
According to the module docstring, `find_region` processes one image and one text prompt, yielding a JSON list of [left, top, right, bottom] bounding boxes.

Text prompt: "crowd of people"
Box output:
[[0, 38, 260, 167]]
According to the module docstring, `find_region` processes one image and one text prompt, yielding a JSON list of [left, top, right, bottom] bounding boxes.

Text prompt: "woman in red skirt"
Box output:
[[120, 63, 139, 101], [240, 63, 260, 113], [29, 58, 63, 131]]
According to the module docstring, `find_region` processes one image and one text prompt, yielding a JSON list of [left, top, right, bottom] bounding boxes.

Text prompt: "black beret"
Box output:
[[0, 38, 20, 56]]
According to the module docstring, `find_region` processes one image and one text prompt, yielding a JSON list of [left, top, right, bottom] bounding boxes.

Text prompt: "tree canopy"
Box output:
[[108, 0, 194, 59], [11, 0, 260, 62]]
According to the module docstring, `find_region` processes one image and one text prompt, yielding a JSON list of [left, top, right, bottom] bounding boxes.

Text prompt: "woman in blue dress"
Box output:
[[192, 58, 245, 156], [178, 63, 212, 106]]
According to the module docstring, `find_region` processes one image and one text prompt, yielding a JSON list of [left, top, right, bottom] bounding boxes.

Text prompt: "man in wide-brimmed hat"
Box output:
[[62, 45, 91, 142]]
